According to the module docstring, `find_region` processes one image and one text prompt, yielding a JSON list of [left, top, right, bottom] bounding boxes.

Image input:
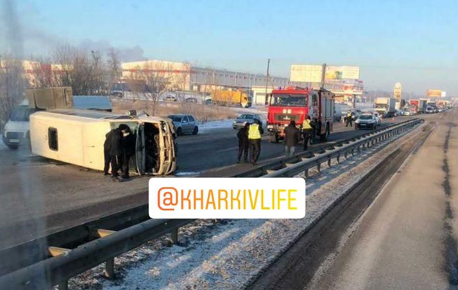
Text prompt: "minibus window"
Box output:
[[48, 128, 58, 151]]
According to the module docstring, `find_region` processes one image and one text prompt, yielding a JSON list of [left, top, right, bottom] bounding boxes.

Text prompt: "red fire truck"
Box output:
[[267, 87, 335, 143]]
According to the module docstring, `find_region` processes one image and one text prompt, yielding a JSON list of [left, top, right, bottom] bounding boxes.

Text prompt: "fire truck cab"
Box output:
[[266, 87, 334, 143]]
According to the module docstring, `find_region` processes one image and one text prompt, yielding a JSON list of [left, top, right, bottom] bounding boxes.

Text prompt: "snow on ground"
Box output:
[[231, 106, 267, 116], [198, 119, 234, 133], [70, 122, 426, 290]]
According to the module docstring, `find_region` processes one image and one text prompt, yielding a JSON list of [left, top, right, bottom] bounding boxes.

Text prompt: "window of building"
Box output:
[[48, 127, 58, 151]]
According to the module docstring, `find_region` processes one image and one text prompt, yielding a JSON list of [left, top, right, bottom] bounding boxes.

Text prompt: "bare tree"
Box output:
[[28, 57, 59, 88], [141, 61, 172, 116], [106, 48, 121, 93], [52, 45, 107, 95], [0, 55, 26, 127]]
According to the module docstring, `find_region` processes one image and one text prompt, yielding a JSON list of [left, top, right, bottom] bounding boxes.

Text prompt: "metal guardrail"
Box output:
[[0, 118, 423, 290], [235, 118, 423, 178], [262, 118, 423, 178]]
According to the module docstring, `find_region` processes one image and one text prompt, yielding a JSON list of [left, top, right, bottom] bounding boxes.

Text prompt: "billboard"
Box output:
[[427, 89, 444, 98], [394, 82, 402, 101], [290, 65, 360, 82], [290, 65, 322, 83], [326, 66, 360, 80]]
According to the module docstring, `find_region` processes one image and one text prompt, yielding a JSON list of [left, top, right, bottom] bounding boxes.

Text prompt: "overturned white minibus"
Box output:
[[30, 109, 177, 176]]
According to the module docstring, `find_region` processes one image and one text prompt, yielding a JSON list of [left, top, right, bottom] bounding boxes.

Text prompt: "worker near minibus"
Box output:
[[248, 119, 264, 165], [236, 122, 250, 163], [109, 126, 125, 182], [120, 124, 136, 179], [103, 130, 113, 176], [302, 116, 313, 150], [284, 120, 300, 158], [345, 111, 353, 127]]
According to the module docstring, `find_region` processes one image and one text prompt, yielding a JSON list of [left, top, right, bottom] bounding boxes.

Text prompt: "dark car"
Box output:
[[232, 114, 263, 129]]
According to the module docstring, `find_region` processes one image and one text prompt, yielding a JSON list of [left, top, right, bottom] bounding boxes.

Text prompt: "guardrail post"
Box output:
[[327, 157, 331, 167], [317, 162, 321, 172], [336, 154, 340, 163], [171, 228, 179, 244], [105, 258, 115, 279], [304, 168, 309, 178], [59, 280, 68, 290]]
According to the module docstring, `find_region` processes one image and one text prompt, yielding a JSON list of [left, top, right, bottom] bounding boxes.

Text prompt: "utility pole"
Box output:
[[265, 59, 270, 106]]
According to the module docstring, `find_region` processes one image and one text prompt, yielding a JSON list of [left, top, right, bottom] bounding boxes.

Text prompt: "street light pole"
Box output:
[[265, 59, 270, 106]]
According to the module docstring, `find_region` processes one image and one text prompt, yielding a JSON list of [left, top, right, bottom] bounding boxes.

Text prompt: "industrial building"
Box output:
[[121, 60, 289, 104]]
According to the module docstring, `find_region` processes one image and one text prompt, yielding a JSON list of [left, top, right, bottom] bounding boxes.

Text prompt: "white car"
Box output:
[[355, 113, 379, 130], [364, 111, 382, 124], [402, 109, 414, 116], [168, 114, 199, 136]]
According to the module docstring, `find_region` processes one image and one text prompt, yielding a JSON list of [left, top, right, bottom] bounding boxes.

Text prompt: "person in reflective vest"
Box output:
[[302, 116, 313, 150], [345, 111, 353, 127], [248, 119, 263, 165]]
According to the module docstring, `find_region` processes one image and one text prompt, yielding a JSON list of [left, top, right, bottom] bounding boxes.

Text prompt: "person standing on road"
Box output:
[[110, 126, 124, 182], [345, 111, 353, 127], [120, 124, 136, 179], [248, 119, 263, 165], [284, 120, 300, 157], [302, 116, 313, 150], [237, 122, 249, 163], [103, 130, 114, 176]]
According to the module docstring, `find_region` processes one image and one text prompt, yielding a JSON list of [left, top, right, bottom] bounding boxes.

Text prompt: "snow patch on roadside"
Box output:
[[198, 120, 234, 133], [70, 123, 426, 290]]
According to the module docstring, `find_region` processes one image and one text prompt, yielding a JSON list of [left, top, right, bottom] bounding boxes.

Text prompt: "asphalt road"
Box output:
[[245, 110, 455, 290], [176, 117, 409, 174], [308, 110, 456, 290], [0, 115, 411, 249]]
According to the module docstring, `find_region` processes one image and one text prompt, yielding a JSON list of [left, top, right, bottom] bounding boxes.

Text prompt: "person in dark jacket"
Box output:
[[284, 120, 300, 157], [120, 124, 136, 179], [237, 122, 250, 163], [110, 126, 124, 181], [103, 130, 113, 175]]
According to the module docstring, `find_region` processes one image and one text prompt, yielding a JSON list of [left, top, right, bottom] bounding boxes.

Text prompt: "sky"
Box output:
[[1, 0, 457, 95]]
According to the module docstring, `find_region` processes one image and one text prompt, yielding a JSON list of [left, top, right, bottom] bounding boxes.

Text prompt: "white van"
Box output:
[[2, 96, 113, 150], [30, 110, 177, 176], [2, 99, 35, 150]]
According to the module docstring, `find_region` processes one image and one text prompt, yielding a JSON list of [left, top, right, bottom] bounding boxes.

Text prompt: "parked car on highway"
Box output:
[[355, 113, 379, 130], [164, 95, 178, 102], [425, 106, 435, 114], [233, 113, 263, 129], [168, 114, 199, 135], [402, 108, 414, 116], [368, 111, 381, 124]]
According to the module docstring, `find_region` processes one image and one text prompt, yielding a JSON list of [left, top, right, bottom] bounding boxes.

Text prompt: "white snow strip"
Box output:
[[198, 120, 234, 133], [174, 171, 202, 177], [69, 123, 426, 290]]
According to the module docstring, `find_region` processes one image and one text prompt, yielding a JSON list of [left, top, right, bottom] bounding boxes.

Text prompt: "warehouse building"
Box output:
[[121, 60, 289, 96]]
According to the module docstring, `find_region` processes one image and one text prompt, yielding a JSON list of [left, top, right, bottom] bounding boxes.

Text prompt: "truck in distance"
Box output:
[[210, 89, 252, 108], [375, 97, 396, 117], [267, 87, 334, 143]]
